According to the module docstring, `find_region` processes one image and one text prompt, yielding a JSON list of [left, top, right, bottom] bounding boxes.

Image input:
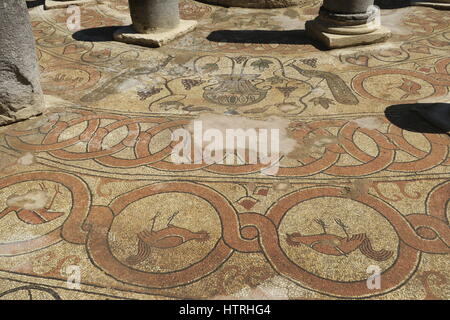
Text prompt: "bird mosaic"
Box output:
[[126, 211, 210, 265], [286, 218, 393, 261]]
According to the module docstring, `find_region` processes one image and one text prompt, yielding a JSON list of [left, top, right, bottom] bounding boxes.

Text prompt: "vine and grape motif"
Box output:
[[77, 55, 358, 115]]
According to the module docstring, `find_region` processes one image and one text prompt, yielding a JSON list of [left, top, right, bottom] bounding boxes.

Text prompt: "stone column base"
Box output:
[[306, 19, 391, 49], [113, 20, 197, 48], [0, 95, 45, 126], [413, 103, 450, 132], [410, 1, 450, 9], [44, 0, 96, 10]]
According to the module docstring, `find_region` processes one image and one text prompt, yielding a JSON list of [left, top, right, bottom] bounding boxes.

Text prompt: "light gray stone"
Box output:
[[306, 21, 391, 49], [128, 0, 180, 33], [0, 0, 44, 126], [322, 0, 375, 14]]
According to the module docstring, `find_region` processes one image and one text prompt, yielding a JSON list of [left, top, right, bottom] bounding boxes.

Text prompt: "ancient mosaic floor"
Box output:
[[0, 0, 449, 300]]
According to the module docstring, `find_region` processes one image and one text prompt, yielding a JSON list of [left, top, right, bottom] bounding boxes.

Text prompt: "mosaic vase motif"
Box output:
[[203, 74, 269, 107]]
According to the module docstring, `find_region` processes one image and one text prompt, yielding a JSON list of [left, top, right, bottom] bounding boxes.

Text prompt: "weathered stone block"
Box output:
[[410, 1, 450, 9], [0, 0, 44, 126], [306, 20, 391, 49], [115, 0, 197, 47]]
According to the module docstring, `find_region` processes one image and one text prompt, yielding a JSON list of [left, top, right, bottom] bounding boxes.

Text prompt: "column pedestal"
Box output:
[[198, 0, 304, 8], [113, 0, 197, 48], [306, 1, 391, 49]]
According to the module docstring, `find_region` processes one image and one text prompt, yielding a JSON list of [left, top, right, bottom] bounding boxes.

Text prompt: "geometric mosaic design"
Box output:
[[0, 0, 448, 299]]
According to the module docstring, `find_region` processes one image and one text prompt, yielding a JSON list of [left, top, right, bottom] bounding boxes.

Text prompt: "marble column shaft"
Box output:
[[114, 0, 197, 47]]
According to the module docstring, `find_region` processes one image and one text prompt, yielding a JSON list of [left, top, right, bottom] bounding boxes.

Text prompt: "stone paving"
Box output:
[[0, 0, 448, 299]]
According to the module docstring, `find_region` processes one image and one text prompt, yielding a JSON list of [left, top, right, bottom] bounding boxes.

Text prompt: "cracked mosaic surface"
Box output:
[[0, 0, 448, 300]]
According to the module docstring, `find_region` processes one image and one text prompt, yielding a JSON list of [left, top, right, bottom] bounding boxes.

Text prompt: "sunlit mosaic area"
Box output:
[[0, 0, 449, 300]]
